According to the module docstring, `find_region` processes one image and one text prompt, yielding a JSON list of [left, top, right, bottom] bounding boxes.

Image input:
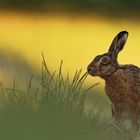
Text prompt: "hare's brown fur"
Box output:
[[105, 65, 140, 128], [87, 31, 140, 129]]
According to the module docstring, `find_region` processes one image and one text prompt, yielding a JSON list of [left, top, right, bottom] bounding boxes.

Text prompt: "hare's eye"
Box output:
[[101, 56, 109, 64]]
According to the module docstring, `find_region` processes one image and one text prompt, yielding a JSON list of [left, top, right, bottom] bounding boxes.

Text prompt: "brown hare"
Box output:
[[87, 31, 140, 129]]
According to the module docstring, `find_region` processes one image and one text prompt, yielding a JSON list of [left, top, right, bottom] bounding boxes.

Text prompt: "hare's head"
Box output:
[[87, 31, 129, 78]]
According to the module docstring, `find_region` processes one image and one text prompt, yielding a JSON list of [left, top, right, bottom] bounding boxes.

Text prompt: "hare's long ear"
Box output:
[[108, 31, 128, 60]]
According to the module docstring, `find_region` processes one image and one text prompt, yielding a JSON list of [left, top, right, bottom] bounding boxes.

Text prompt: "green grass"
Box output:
[[0, 54, 139, 140]]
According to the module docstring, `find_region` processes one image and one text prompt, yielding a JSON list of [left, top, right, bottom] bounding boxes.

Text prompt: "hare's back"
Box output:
[[122, 65, 140, 95]]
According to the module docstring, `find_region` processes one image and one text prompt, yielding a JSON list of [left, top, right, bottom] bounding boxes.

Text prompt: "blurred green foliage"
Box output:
[[0, 103, 123, 140], [0, 0, 140, 16]]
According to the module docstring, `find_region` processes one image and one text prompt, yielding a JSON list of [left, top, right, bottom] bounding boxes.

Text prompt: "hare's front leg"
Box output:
[[111, 105, 115, 117], [131, 108, 139, 130], [114, 106, 122, 128]]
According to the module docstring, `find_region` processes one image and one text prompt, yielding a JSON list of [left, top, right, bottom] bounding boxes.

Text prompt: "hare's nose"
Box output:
[[87, 67, 93, 72]]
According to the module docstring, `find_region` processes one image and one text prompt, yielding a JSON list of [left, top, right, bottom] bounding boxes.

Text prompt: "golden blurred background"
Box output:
[[0, 1, 140, 88]]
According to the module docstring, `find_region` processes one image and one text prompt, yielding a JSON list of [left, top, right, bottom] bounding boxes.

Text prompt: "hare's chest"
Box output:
[[105, 81, 127, 104], [105, 70, 130, 104]]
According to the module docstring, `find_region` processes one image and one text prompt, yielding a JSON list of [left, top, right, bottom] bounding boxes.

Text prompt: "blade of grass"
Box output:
[[84, 83, 100, 93]]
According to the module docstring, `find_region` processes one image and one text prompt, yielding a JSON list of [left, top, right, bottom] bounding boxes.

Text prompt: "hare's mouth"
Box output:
[[87, 67, 98, 76]]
